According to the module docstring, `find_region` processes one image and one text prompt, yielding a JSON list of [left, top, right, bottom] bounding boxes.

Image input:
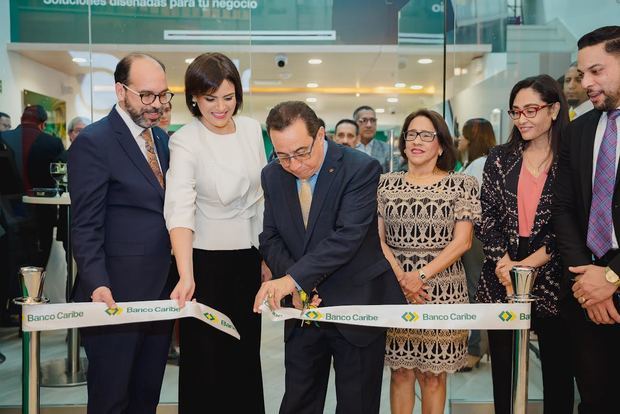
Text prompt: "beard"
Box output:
[[567, 98, 579, 107], [124, 97, 163, 128]]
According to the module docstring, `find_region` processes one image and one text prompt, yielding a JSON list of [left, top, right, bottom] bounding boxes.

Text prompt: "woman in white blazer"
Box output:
[[164, 53, 267, 414]]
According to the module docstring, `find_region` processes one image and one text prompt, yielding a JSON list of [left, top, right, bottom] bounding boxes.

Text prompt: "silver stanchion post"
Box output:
[[14, 266, 49, 414], [509, 265, 538, 414]]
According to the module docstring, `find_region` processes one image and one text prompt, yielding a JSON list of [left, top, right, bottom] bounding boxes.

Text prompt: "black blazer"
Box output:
[[259, 140, 405, 347], [476, 144, 561, 317], [552, 109, 620, 294], [68, 107, 171, 302]]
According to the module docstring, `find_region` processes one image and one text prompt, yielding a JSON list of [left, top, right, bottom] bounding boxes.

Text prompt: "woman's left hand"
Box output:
[[495, 260, 517, 293]]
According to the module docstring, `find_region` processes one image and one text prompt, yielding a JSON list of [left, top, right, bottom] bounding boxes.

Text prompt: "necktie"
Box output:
[[140, 129, 164, 188], [587, 110, 620, 258], [299, 179, 312, 228], [569, 108, 577, 121]]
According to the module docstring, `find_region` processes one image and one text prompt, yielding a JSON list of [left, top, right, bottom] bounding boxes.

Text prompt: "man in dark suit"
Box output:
[[2, 105, 65, 267], [69, 53, 175, 414], [552, 26, 620, 414], [253, 101, 405, 414]]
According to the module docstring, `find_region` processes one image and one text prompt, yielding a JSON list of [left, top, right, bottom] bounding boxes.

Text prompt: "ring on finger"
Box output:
[[578, 296, 585, 304]]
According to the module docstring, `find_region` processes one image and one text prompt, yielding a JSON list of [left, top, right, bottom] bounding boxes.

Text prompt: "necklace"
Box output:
[[407, 166, 439, 180]]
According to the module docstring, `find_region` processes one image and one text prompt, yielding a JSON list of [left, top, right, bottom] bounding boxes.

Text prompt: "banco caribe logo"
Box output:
[[204, 312, 218, 323], [498, 310, 515, 322], [305, 310, 323, 320], [401, 311, 419, 322], [105, 307, 123, 316]]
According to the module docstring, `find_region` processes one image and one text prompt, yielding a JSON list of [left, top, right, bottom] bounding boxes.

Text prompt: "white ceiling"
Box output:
[[10, 43, 491, 128]]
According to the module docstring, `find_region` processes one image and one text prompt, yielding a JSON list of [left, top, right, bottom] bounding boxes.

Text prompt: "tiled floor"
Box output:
[[0, 317, 552, 413]]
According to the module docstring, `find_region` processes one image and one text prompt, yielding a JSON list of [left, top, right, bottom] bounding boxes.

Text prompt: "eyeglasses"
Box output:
[[507, 103, 555, 120], [357, 117, 377, 125], [122, 84, 174, 105], [276, 139, 316, 166], [403, 129, 437, 142]]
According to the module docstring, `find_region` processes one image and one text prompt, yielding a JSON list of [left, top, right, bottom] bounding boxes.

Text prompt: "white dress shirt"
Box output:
[[164, 116, 267, 250], [591, 107, 620, 249]]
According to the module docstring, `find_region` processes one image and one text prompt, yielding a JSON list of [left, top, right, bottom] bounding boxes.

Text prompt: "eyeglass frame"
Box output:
[[507, 103, 555, 120], [121, 83, 174, 105], [356, 117, 377, 125], [275, 137, 318, 166], [402, 129, 438, 142]]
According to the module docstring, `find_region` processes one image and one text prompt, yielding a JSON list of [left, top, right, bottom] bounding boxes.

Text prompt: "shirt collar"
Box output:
[[115, 104, 148, 139]]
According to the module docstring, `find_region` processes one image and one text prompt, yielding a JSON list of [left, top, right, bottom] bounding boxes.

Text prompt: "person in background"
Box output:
[[159, 102, 172, 133], [563, 62, 593, 120], [380, 109, 480, 414], [477, 74, 573, 414], [67, 116, 91, 143], [333, 118, 360, 148], [459, 118, 496, 371], [0, 112, 11, 132], [553, 26, 620, 414], [354, 105, 391, 172], [164, 52, 267, 414]]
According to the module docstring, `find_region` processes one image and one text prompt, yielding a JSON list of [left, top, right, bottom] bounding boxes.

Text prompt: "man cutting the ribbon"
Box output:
[[253, 101, 405, 414]]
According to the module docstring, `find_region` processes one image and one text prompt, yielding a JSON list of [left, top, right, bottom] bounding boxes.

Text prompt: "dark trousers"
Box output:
[[562, 295, 620, 414], [81, 320, 173, 414], [488, 314, 574, 414], [280, 325, 386, 414], [179, 248, 264, 414]]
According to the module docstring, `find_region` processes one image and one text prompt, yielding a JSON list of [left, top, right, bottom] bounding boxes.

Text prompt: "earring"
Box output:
[[192, 101, 197, 107]]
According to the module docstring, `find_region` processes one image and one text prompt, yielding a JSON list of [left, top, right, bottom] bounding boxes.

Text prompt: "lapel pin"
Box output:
[[328, 168, 335, 173]]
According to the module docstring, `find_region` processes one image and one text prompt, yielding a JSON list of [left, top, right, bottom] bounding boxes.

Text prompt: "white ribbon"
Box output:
[[22, 300, 239, 339], [260, 302, 532, 330]]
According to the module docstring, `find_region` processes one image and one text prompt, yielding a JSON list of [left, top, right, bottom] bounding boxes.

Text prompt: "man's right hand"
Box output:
[[91, 286, 117, 309]]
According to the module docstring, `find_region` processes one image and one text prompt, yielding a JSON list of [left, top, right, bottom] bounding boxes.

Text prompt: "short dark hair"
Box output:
[[0, 112, 9, 119], [353, 105, 375, 120], [577, 26, 620, 55], [462, 118, 496, 163], [398, 109, 457, 171], [21, 105, 47, 124], [114, 53, 166, 85], [266, 101, 322, 139], [335, 119, 359, 135], [185, 53, 243, 117], [505, 74, 569, 160]]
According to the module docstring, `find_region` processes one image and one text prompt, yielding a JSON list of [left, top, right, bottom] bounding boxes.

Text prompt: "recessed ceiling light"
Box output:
[[462, 68, 468, 74], [185, 58, 194, 64], [454, 67, 462, 76], [418, 58, 433, 64], [394, 82, 406, 88], [410, 84, 423, 90], [306, 82, 319, 88], [355, 93, 360, 97], [72, 57, 87, 63], [308, 58, 322, 65], [387, 97, 399, 103], [306, 97, 317, 103], [376, 108, 385, 114]]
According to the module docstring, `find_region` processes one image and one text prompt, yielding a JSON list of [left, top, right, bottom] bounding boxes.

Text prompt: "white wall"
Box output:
[[540, 0, 620, 40]]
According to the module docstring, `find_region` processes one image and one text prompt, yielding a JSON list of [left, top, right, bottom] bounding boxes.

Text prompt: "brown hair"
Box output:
[[184, 52, 243, 117], [399, 109, 457, 171], [462, 118, 496, 163]]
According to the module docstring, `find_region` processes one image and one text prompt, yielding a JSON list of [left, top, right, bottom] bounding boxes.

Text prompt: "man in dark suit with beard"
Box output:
[[553, 26, 620, 414], [69, 53, 175, 414], [254, 101, 405, 414]]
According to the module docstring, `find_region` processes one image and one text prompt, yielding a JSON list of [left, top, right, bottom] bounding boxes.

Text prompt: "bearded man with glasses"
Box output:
[[68, 53, 174, 414]]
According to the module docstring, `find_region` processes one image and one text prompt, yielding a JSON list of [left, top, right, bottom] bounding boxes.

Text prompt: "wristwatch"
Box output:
[[605, 267, 620, 288], [418, 268, 427, 282]]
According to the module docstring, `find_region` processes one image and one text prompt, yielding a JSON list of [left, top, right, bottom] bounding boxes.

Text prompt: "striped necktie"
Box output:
[[140, 129, 164, 188]]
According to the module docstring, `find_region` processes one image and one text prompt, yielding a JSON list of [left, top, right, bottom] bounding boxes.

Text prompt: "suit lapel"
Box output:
[[303, 141, 342, 249], [109, 108, 165, 199], [580, 112, 600, 216]]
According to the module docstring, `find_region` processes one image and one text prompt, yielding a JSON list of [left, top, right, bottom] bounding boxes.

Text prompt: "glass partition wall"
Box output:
[[1, 0, 618, 412]]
